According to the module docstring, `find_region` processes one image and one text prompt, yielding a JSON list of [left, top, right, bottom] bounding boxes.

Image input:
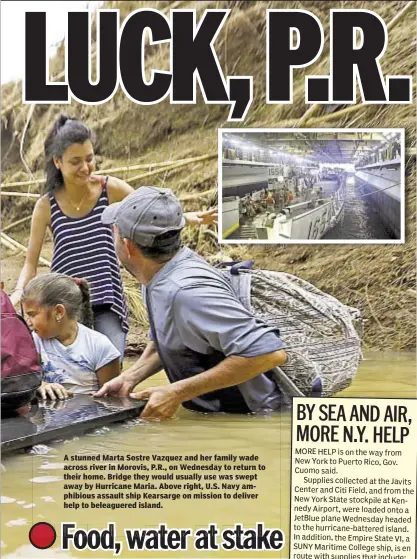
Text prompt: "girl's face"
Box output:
[[54, 140, 95, 188], [23, 300, 63, 339]]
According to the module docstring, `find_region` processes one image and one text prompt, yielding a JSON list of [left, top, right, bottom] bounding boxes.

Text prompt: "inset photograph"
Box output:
[[219, 129, 404, 243]]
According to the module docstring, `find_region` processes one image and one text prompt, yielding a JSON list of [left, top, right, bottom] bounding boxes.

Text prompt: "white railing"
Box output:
[[355, 157, 401, 170]]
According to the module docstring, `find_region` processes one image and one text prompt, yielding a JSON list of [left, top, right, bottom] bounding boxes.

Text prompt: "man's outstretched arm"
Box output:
[[93, 341, 163, 397], [132, 349, 287, 420]]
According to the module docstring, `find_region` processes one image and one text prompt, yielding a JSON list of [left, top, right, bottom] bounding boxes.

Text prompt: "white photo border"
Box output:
[[217, 127, 405, 245]]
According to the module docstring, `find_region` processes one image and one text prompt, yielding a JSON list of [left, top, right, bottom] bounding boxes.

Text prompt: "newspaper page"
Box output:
[[0, 2, 415, 559]]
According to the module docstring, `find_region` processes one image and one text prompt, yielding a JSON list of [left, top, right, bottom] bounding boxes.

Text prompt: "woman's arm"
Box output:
[[105, 176, 218, 226], [105, 176, 134, 204], [10, 196, 50, 305], [183, 208, 218, 226], [96, 357, 121, 386]]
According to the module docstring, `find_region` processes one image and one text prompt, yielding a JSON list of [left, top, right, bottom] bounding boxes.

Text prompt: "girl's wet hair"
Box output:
[[44, 114, 95, 192], [23, 273, 94, 328]]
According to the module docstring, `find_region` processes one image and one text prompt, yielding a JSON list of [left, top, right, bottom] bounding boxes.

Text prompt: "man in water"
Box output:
[[94, 187, 287, 420]]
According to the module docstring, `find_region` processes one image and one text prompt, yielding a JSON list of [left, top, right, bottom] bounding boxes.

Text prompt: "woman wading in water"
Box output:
[[11, 115, 217, 357]]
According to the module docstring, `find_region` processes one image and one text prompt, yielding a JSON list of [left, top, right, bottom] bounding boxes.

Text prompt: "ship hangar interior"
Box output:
[[221, 131, 402, 241]]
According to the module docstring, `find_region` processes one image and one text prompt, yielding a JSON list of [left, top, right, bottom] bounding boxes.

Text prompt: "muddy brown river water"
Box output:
[[1, 352, 415, 558]]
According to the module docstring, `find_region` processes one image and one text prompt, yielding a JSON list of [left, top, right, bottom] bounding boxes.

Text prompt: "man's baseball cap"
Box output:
[[101, 186, 186, 247]]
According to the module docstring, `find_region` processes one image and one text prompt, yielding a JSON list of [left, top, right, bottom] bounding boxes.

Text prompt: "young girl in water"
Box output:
[[22, 274, 121, 399]]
